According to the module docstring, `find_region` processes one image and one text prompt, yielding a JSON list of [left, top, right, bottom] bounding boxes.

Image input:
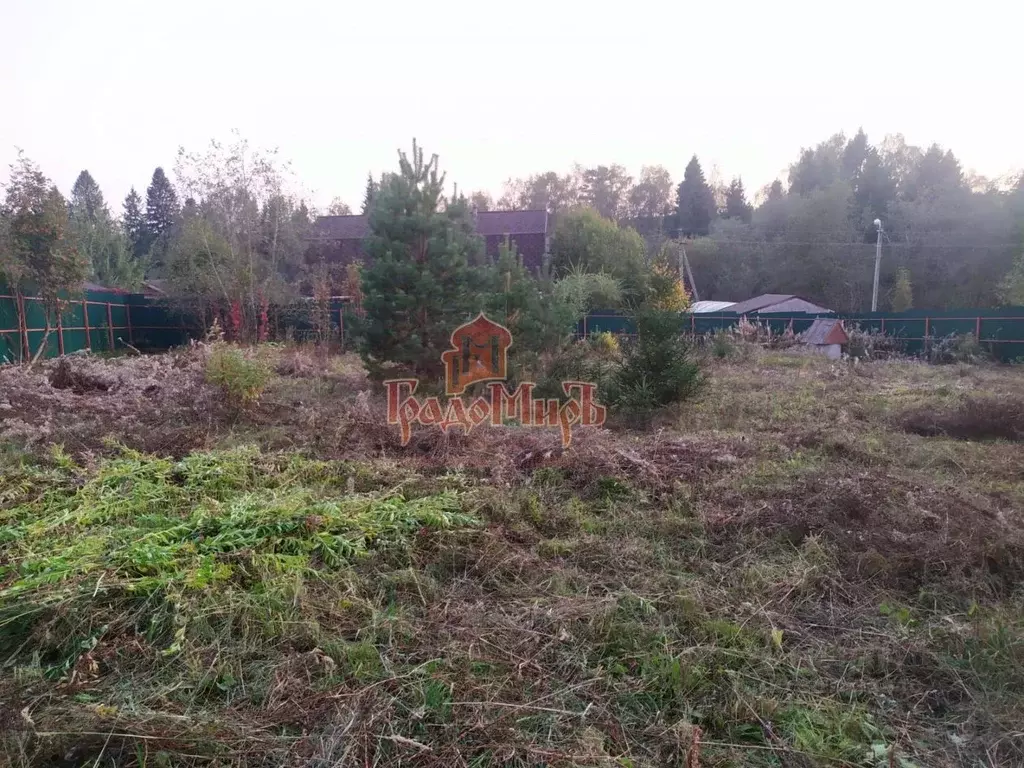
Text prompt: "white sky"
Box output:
[[2, 0, 1021, 213]]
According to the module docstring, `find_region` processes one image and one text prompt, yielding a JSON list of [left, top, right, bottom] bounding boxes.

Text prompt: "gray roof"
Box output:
[[726, 294, 798, 315], [311, 210, 548, 241], [800, 318, 848, 345]]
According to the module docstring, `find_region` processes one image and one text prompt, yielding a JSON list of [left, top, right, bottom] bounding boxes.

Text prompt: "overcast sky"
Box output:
[[1, 0, 1021, 213]]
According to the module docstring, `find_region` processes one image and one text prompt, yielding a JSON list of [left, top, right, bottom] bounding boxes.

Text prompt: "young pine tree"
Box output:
[[889, 267, 914, 311], [609, 308, 704, 421], [359, 140, 486, 381]]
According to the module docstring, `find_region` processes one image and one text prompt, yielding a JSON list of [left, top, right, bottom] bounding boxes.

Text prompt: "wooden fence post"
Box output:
[[106, 302, 115, 350], [976, 316, 981, 341], [17, 293, 29, 362], [82, 300, 92, 351], [126, 302, 134, 345], [56, 306, 65, 356]]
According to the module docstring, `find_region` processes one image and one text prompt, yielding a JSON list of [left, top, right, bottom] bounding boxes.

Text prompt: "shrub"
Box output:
[[926, 333, 989, 365], [846, 325, 907, 361], [587, 331, 621, 359], [709, 329, 736, 359], [205, 344, 270, 406], [533, 340, 616, 400], [608, 309, 704, 421]]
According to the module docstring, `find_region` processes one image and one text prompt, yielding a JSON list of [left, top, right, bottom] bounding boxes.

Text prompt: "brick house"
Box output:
[[309, 209, 551, 272]]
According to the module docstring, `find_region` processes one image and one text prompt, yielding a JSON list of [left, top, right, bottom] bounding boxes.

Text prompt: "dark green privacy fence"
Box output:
[[1, 285, 350, 363], [580, 307, 1024, 362], [0, 286, 196, 363], [3, 284, 1022, 364]]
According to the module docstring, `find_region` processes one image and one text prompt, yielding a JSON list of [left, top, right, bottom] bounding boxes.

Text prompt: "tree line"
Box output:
[[489, 131, 1024, 310], [2, 128, 1023, 334]]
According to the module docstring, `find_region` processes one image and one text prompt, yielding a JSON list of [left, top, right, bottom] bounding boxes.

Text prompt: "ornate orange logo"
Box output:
[[385, 313, 606, 447], [441, 313, 513, 395]]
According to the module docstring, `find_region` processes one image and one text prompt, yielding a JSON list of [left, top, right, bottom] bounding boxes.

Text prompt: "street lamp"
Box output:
[[871, 218, 883, 312]]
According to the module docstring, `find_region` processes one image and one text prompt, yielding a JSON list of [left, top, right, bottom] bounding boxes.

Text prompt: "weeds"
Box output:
[[205, 343, 270, 407]]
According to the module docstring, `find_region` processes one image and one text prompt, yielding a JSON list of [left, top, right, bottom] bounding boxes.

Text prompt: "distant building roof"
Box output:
[[800, 318, 849, 346], [83, 281, 129, 295], [142, 279, 169, 296], [690, 300, 736, 313], [311, 209, 549, 241], [725, 294, 832, 315], [726, 294, 799, 314]]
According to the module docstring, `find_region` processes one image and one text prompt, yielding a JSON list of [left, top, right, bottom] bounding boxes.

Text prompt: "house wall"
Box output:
[[319, 231, 549, 273], [484, 233, 546, 270], [808, 343, 842, 360]]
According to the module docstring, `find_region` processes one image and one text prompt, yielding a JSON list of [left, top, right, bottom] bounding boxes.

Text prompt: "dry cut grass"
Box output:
[[0, 346, 1022, 767]]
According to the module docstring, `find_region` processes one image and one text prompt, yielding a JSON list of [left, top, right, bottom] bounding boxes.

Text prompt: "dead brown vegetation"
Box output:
[[900, 394, 1024, 442], [2, 347, 1023, 767]]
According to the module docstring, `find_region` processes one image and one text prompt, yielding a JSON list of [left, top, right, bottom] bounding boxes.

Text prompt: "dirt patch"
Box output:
[[900, 395, 1024, 441], [0, 349, 220, 457]]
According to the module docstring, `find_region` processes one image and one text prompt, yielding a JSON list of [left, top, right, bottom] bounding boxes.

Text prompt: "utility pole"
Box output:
[[679, 242, 699, 302], [871, 218, 883, 312]]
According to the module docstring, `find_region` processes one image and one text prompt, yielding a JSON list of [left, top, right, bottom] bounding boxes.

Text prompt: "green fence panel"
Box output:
[[578, 306, 1024, 362]]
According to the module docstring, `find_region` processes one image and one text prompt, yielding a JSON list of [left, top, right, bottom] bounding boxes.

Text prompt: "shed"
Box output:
[[799, 318, 848, 360], [725, 294, 832, 315]]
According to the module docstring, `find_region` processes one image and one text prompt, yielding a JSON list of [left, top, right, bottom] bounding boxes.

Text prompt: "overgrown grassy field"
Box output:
[[1, 347, 1022, 767]]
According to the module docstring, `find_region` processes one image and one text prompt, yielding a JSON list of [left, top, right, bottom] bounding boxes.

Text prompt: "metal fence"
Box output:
[[1, 286, 351, 363], [0, 287, 197, 363], [580, 307, 1024, 363]]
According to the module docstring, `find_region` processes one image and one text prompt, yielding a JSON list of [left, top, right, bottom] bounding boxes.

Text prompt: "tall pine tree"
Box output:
[[122, 188, 146, 260], [361, 172, 379, 214], [145, 167, 179, 240], [359, 140, 484, 381], [144, 167, 179, 270], [66, 171, 142, 289], [675, 155, 715, 237], [724, 177, 752, 222], [70, 170, 108, 223]]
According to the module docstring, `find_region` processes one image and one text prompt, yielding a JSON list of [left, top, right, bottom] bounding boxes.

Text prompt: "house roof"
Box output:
[[312, 215, 369, 240], [474, 210, 548, 237], [311, 209, 548, 241], [726, 294, 798, 315], [800, 318, 849, 346]]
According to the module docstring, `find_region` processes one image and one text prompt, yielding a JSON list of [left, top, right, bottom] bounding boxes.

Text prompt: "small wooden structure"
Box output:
[[799, 318, 848, 359]]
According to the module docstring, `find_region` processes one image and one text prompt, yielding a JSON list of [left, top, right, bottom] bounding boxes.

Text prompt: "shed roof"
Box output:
[[800, 318, 849, 346], [311, 210, 548, 241], [725, 294, 833, 315], [725, 294, 798, 315], [690, 300, 736, 313]]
